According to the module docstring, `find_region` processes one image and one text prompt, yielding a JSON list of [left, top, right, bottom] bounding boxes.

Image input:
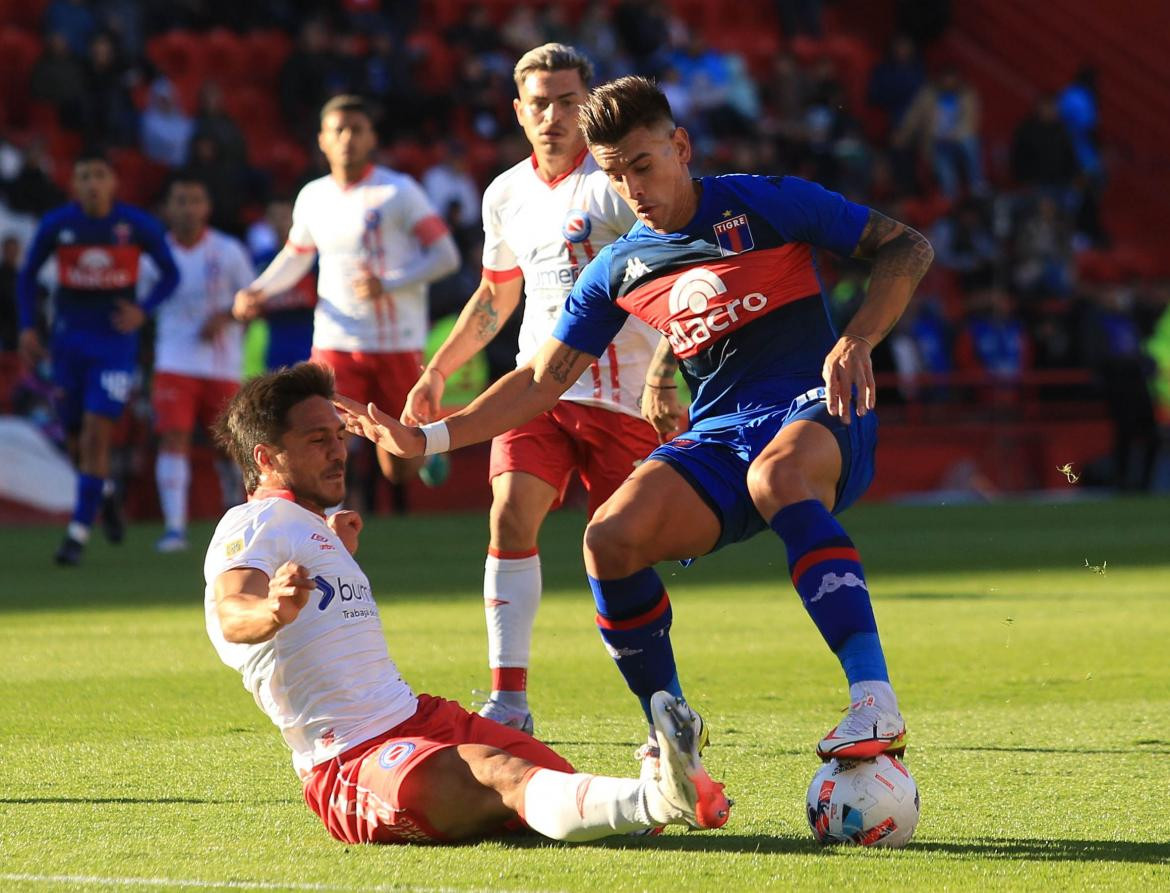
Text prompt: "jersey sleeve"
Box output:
[[207, 503, 295, 581], [286, 188, 317, 253], [480, 180, 521, 282], [15, 212, 59, 330], [550, 248, 628, 357], [397, 176, 450, 246], [755, 176, 869, 257], [134, 210, 180, 314]]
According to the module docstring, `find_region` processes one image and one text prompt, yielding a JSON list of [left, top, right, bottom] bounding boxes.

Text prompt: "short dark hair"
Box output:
[[164, 170, 210, 198], [213, 363, 335, 493], [319, 93, 375, 126], [578, 76, 674, 147], [75, 145, 112, 168]]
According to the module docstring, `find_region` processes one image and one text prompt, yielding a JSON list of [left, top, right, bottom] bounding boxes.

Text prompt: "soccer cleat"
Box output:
[[472, 691, 534, 735], [100, 493, 125, 545], [636, 702, 710, 783], [419, 453, 450, 488], [156, 530, 189, 553], [54, 536, 84, 567], [649, 691, 730, 830], [817, 694, 907, 761]]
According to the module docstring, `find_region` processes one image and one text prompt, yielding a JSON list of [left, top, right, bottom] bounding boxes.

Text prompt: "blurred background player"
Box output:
[[233, 94, 459, 492], [245, 197, 317, 371], [206, 363, 729, 845], [16, 148, 179, 566], [335, 76, 935, 776], [403, 44, 659, 735], [150, 173, 254, 553]]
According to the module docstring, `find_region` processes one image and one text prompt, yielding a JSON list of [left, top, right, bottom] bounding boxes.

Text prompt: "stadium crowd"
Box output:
[[1, 0, 1167, 514]]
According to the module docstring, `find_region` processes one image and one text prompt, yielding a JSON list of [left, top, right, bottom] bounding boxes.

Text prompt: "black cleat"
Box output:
[[54, 536, 84, 566], [100, 493, 125, 544]]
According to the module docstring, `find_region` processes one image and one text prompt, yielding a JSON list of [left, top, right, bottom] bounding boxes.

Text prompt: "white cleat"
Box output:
[[648, 692, 730, 830], [635, 700, 709, 783], [817, 693, 907, 761], [472, 692, 534, 735], [155, 530, 189, 553]]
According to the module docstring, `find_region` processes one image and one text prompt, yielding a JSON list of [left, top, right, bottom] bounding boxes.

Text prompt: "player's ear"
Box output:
[[672, 126, 692, 165], [512, 97, 523, 126], [253, 442, 277, 474]]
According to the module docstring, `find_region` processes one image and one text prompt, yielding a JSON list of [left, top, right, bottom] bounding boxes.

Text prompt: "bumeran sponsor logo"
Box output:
[[665, 267, 768, 353]]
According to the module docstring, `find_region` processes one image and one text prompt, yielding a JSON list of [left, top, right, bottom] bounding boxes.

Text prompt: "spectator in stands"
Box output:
[[929, 197, 997, 291], [775, 0, 824, 38], [577, 2, 629, 80], [0, 235, 21, 352], [612, 0, 670, 74], [280, 19, 344, 142], [422, 143, 481, 239], [445, 6, 502, 57], [140, 78, 193, 168], [1082, 284, 1159, 490], [956, 289, 1031, 407], [1058, 66, 1105, 243], [29, 32, 88, 132], [1010, 94, 1079, 195], [82, 30, 138, 147], [888, 292, 954, 402], [186, 134, 245, 236], [866, 34, 926, 133], [1012, 195, 1074, 299], [799, 57, 867, 192], [44, 0, 97, 57], [0, 140, 65, 216], [896, 66, 984, 199], [190, 83, 248, 171], [501, 6, 545, 56]]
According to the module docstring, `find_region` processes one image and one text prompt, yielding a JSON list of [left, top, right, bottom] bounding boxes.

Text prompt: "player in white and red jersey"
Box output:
[[205, 363, 728, 844], [402, 45, 660, 735], [152, 174, 254, 552], [234, 94, 459, 485]]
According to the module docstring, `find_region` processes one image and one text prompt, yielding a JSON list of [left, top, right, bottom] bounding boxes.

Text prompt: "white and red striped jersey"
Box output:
[[153, 228, 254, 381], [481, 150, 658, 417], [288, 165, 449, 353], [204, 494, 418, 777]]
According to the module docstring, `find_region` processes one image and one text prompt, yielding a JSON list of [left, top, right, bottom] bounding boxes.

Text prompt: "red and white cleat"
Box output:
[[648, 692, 731, 830], [817, 693, 907, 761]]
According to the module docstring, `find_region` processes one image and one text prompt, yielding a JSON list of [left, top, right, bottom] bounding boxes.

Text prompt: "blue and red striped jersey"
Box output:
[[552, 174, 868, 427]]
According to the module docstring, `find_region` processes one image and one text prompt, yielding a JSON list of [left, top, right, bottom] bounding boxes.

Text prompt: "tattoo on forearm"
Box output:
[[869, 228, 934, 290], [546, 348, 584, 384], [853, 209, 900, 258], [472, 292, 499, 341], [647, 338, 679, 381]]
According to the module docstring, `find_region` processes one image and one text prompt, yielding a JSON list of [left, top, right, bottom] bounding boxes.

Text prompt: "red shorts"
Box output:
[[301, 694, 573, 845], [489, 401, 661, 516], [311, 348, 423, 421], [151, 372, 239, 434]]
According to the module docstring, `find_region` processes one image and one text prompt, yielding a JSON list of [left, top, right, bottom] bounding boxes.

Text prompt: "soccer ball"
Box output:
[[806, 754, 920, 848]]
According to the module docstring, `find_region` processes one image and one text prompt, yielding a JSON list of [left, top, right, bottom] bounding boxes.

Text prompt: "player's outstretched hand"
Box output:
[[822, 334, 876, 425], [327, 510, 363, 555], [333, 393, 425, 459], [402, 367, 444, 425], [641, 382, 685, 441], [232, 287, 264, 322], [268, 561, 315, 628], [111, 300, 146, 333]]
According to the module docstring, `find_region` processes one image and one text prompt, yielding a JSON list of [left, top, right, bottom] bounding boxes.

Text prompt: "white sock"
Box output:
[[485, 551, 541, 707], [67, 521, 90, 543], [102, 479, 116, 498], [521, 770, 663, 842], [850, 680, 899, 713], [155, 451, 190, 534]]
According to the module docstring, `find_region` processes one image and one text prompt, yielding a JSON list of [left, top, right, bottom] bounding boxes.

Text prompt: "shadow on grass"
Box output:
[[500, 833, 1170, 863], [0, 796, 280, 805]]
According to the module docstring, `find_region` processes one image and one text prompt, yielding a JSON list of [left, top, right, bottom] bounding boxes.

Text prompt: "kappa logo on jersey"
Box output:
[[378, 741, 417, 769], [57, 244, 140, 289], [623, 256, 653, 282], [664, 267, 769, 356], [562, 208, 593, 243], [713, 213, 754, 256], [809, 571, 868, 604]]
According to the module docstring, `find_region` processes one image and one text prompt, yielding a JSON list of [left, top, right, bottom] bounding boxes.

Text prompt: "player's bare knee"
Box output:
[[747, 458, 814, 518], [583, 513, 647, 577], [489, 498, 541, 551]]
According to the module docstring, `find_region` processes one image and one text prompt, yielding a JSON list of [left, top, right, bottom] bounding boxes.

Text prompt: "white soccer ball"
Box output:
[[806, 754, 920, 848]]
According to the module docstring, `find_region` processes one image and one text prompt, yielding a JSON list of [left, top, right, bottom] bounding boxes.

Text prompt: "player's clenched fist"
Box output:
[[641, 382, 684, 441], [334, 394, 425, 459], [232, 287, 264, 322], [327, 510, 363, 555], [268, 561, 316, 628]]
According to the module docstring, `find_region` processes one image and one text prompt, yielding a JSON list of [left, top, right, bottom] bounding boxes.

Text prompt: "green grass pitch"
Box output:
[[2, 497, 1169, 891]]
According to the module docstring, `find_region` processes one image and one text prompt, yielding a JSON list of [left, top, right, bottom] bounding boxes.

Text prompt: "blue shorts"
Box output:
[[51, 328, 138, 429], [648, 387, 878, 554]]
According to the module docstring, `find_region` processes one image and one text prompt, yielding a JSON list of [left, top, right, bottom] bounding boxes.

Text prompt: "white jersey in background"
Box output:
[[482, 150, 659, 417], [204, 495, 418, 777], [288, 165, 449, 353], [153, 229, 254, 381]]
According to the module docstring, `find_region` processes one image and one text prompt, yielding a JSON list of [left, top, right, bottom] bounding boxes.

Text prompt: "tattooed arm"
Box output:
[[822, 209, 934, 423], [338, 337, 596, 459], [402, 274, 525, 423], [641, 336, 685, 439]]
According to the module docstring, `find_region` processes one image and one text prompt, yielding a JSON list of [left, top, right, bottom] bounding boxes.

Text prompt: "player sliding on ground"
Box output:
[[337, 76, 934, 770], [204, 363, 730, 844]]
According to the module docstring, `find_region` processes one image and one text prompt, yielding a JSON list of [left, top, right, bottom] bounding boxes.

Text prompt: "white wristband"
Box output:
[[420, 421, 450, 455]]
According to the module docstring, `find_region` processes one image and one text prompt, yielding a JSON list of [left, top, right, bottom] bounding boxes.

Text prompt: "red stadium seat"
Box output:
[[146, 31, 205, 84], [0, 28, 42, 128], [242, 30, 293, 85], [253, 138, 310, 194], [107, 148, 169, 208], [203, 28, 249, 87], [223, 85, 282, 144]]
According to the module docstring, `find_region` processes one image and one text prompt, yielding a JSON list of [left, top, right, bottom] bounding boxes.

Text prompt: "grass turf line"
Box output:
[[2, 497, 1168, 891]]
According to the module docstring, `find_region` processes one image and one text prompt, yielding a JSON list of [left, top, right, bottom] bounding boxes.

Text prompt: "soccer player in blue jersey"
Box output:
[[336, 76, 934, 770], [17, 149, 180, 566]]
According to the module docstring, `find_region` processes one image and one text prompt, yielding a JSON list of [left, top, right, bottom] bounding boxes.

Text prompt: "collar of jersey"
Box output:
[[337, 164, 375, 191], [248, 487, 318, 515], [529, 146, 588, 189]]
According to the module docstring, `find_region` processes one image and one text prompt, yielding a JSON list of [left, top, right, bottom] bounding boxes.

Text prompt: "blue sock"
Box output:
[[770, 500, 888, 686], [589, 568, 683, 724], [72, 473, 104, 530]]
